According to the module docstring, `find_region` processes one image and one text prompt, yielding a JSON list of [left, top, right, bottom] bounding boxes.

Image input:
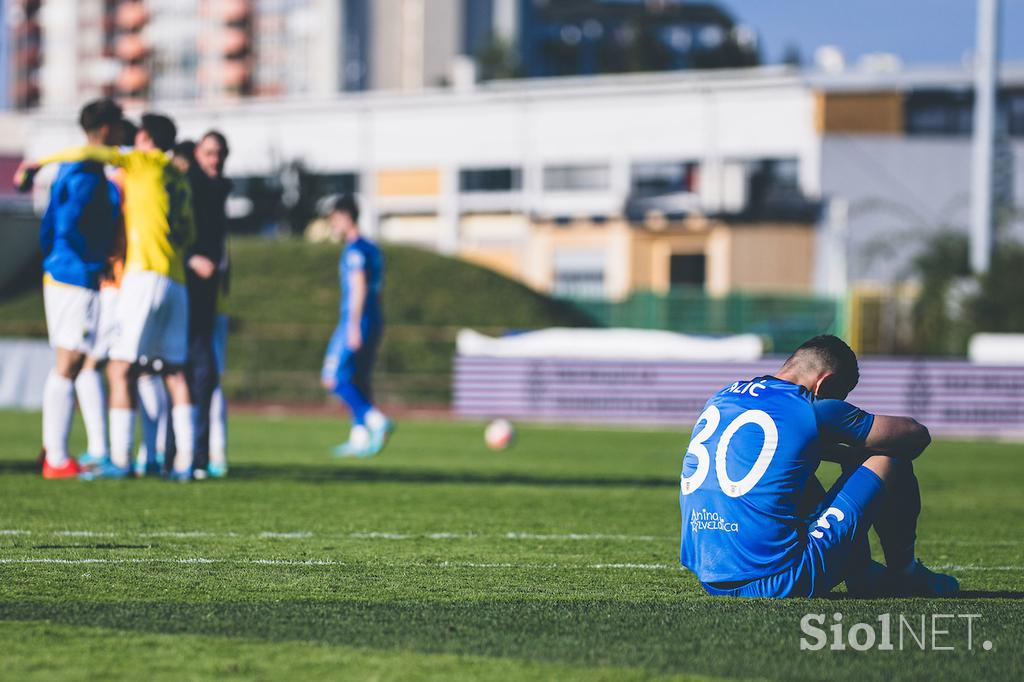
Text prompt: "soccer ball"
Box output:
[[484, 419, 516, 451]]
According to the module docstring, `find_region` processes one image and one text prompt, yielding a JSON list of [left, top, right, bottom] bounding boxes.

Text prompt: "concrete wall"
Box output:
[[820, 135, 1024, 284]]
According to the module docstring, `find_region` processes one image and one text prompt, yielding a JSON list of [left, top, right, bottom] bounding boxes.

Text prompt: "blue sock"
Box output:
[[335, 381, 371, 426]]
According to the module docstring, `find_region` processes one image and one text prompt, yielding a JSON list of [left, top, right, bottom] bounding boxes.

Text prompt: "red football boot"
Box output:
[[42, 457, 83, 479]]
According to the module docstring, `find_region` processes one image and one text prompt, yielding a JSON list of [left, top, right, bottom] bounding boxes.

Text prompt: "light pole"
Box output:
[[969, 0, 1001, 274]]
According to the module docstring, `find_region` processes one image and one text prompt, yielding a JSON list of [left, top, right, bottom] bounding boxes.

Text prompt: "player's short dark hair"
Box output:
[[785, 334, 860, 398], [79, 98, 123, 133], [118, 118, 139, 146], [140, 112, 177, 152], [201, 130, 230, 158], [173, 140, 196, 164], [325, 194, 359, 223]]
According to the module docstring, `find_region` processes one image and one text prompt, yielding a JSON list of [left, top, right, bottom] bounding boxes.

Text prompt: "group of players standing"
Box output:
[[16, 99, 230, 481], [15, 97, 394, 480]]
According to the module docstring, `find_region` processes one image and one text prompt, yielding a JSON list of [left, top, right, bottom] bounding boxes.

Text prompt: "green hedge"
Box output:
[[0, 237, 594, 405]]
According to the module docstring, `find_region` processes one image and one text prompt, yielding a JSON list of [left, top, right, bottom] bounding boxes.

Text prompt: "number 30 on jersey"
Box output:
[[681, 406, 779, 498]]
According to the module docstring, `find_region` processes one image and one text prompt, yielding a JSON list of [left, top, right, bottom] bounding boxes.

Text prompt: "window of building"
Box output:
[[630, 161, 698, 197], [669, 254, 706, 289], [905, 90, 974, 136], [552, 249, 606, 298], [543, 164, 610, 192], [310, 172, 359, 198], [1006, 90, 1024, 137], [743, 158, 813, 220], [459, 167, 523, 192]]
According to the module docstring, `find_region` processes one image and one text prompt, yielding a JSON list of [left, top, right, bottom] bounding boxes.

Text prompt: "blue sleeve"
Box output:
[[813, 399, 875, 446], [56, 171, 94, 239], [344, 247, 366, 272]]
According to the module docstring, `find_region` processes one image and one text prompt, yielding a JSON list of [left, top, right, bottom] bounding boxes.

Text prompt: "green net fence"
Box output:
[[568, 289, 842, 354]]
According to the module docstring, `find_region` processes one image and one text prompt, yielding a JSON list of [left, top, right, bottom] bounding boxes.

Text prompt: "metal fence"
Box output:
[[568, 289, 842, 354]]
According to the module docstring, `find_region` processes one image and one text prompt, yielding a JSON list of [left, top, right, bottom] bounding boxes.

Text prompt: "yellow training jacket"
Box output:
[[37, 146, 196, 283]]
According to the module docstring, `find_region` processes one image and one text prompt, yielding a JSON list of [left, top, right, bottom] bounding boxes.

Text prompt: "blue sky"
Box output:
[[722, 0, 1024, 66]]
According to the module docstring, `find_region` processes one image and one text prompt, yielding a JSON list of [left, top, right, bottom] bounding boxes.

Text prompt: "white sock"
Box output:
[[137, 374, 167, 463], [209, 385, 227, 465], [349, 425, 370, 448], [171, 404, 196, 473], [364, 408, 387, 431], [42, 371, 75, 466], [75, 368, 108, 456], [109, 407, 135, 469]]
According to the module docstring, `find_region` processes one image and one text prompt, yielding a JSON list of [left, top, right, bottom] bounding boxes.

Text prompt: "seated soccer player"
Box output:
[[34, 98, 122, 478], [679, 335, 959, 598], [320, 195, 393, 458]]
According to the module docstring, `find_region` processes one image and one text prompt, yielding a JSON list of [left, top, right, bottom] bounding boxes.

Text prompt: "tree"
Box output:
[[907, 232, 1024, 355]]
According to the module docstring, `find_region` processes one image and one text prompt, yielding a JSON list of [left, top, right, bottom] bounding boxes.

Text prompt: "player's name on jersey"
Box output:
[[724, 380, 767, 397]]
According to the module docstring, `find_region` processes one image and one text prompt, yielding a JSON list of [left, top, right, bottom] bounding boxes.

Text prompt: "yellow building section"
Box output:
[[459, 248, 525, 281], [815, 91, 904, 135], [720, 224, 816, 295], [520, 217, 816, 299], [376, 168, 442, 197]]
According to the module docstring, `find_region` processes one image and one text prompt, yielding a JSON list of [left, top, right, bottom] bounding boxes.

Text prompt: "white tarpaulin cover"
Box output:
[[0, 339, 53, 409], [969, 333, 1024, 365], [456, 328, 763, 361]]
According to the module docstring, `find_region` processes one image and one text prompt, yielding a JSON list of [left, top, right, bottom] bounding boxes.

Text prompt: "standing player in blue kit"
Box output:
[[321, 195, 393, 458]]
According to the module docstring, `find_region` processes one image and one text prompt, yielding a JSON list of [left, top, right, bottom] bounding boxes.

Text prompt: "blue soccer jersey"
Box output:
[[322, 237, 384, 385], [40, 161, 120, 290], [679, 376, 874, 584], [339, 237, 383, 332]]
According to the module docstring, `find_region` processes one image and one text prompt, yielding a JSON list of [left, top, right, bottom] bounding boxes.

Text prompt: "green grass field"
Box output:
[[0, 410, 1021, 681]]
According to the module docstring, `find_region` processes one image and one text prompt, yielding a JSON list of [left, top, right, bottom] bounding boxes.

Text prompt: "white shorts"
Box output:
[[43, 281, 98, 353], [111, 271, 189, 366], [91, 287, 120, 360], [213, 313, 229, 374]]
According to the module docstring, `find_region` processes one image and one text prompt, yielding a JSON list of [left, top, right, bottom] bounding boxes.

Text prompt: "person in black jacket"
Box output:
[[184, 131, 231, 479]]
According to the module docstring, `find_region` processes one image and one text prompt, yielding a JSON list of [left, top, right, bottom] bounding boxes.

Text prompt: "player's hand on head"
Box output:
[[188, 255, 217, 279], [13, 161, 39, 193]]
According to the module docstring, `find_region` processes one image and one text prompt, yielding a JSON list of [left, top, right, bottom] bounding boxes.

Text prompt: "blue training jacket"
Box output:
[[40, 161, 120, 290]]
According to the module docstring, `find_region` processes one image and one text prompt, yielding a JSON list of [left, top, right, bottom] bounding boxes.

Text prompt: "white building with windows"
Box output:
[[19, 63, 1024, 299]]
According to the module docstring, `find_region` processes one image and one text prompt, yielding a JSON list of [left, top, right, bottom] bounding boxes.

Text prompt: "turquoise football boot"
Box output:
[[164, 469, 192, 483], [368, 418, 395, 455], [207, 461, 229, 478], [79, 458, 131, 481], [76, 452, 107, 469]]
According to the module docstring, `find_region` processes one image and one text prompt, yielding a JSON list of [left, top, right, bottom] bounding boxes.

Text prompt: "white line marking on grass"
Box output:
[[0, 528, 675, 543], [935, 564, 1024, 572], [0, 557, 1019, 573], [919, 540, 1023, 547], [0, 557, 677, 570], [504, 532, 664, 542], [589, 563, 674, 570]]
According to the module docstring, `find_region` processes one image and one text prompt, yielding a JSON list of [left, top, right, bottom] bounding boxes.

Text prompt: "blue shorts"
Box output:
[[702, 466, 885, 598], [330, 334, 380, 398]]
